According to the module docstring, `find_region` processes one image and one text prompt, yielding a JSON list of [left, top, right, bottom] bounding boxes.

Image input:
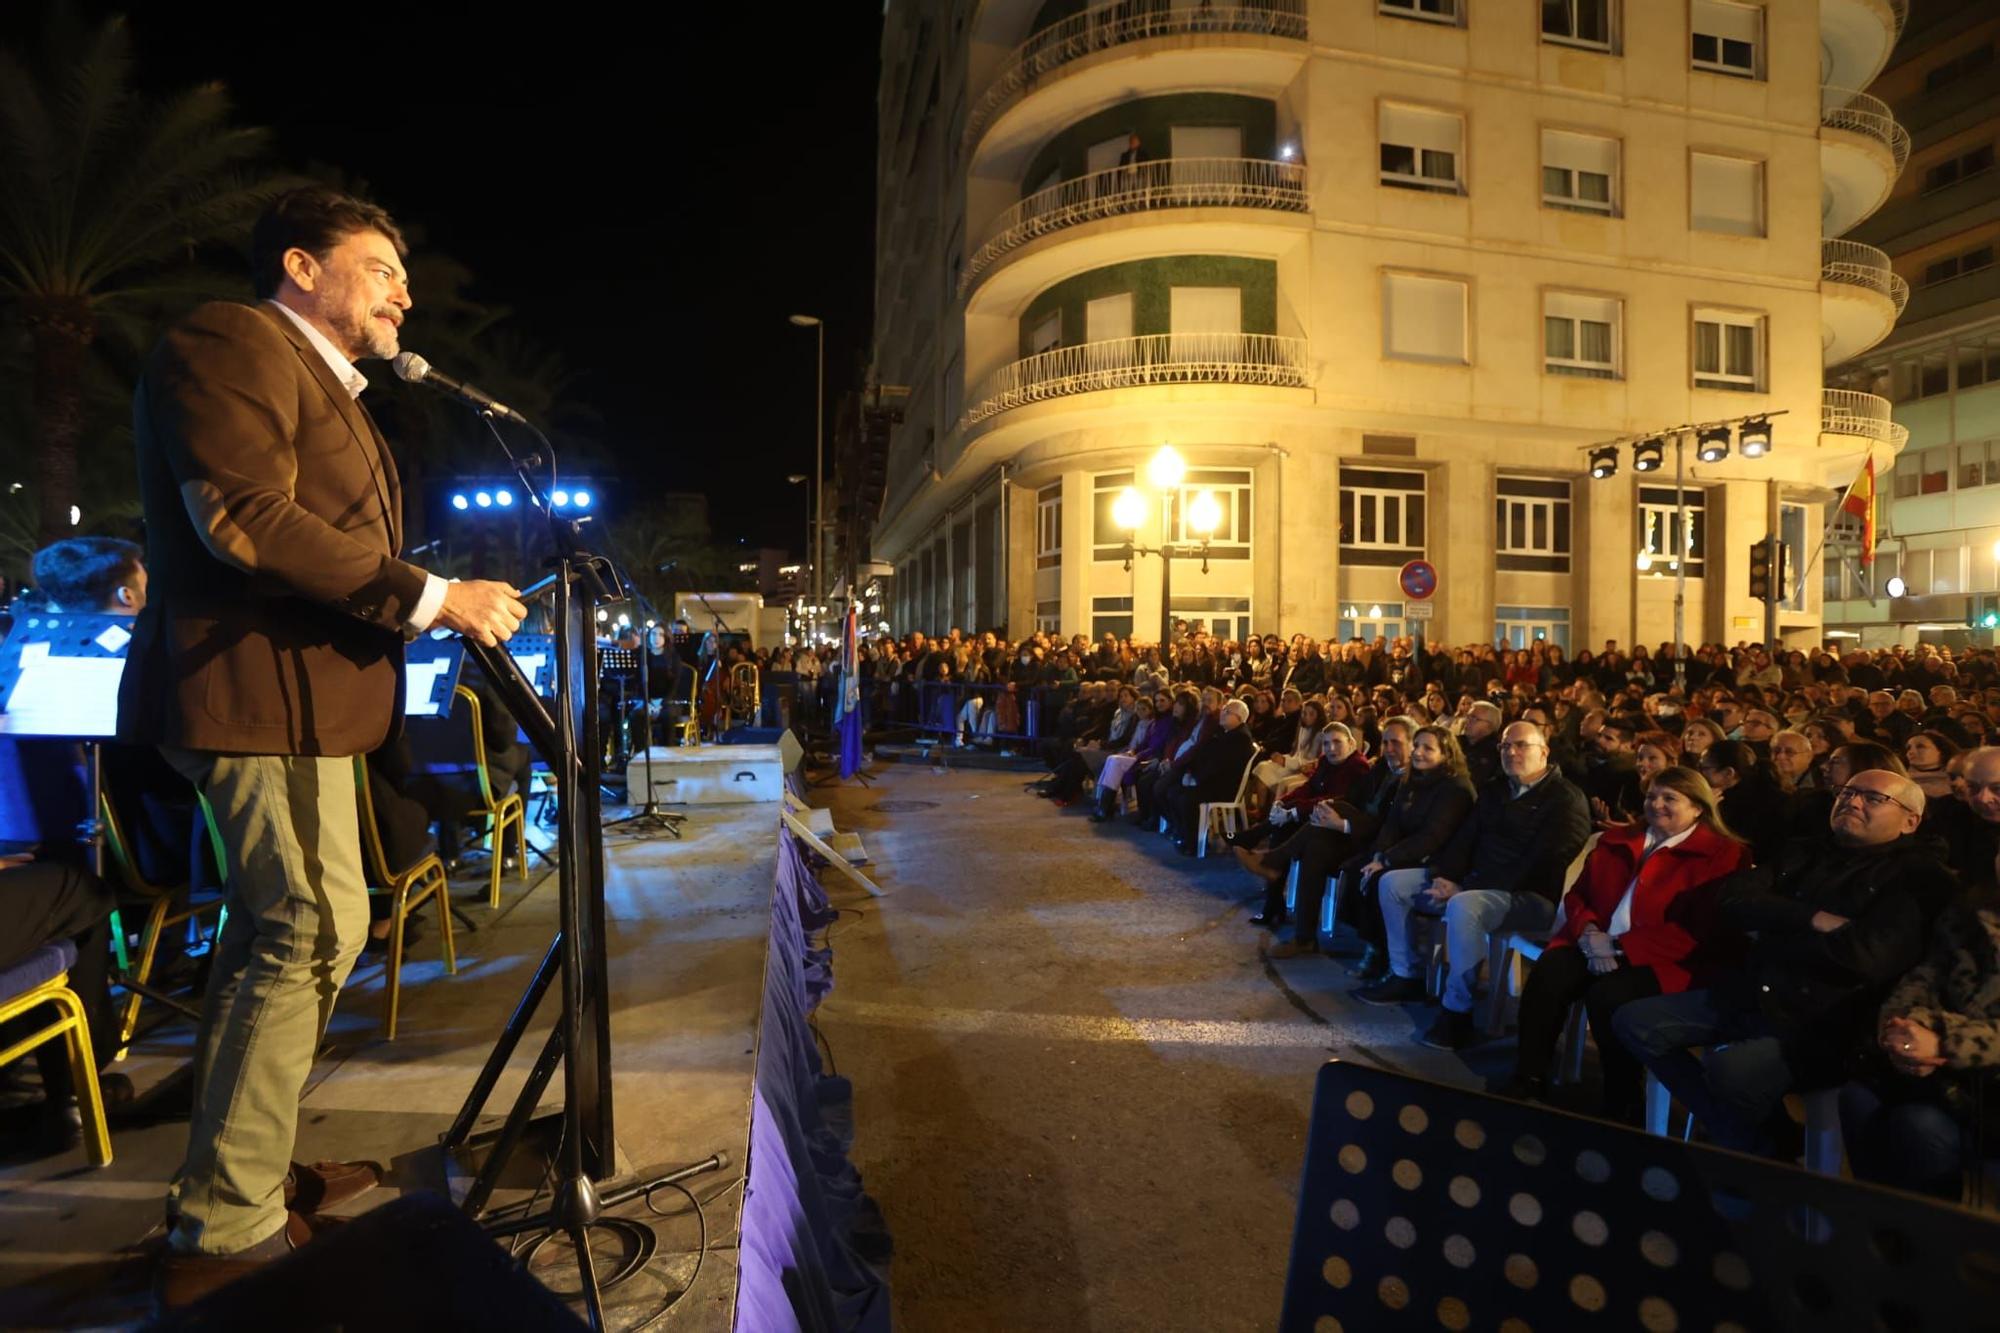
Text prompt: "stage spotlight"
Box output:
[[572, 489, 592, 509], [551, 489, 570, 508], [1632, 437, 1664, 472], [451, 493, 470, 511], [495, 489, 514, 507], [1588, 446, 1619, 480], [1738, 416, 1773, 458], [1696, 425, 1731, 463], [474, 490, 493, 508]]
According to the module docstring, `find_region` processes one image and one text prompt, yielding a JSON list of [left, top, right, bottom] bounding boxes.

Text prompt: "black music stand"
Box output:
[[430, 411, 719, 1330], [601, 609, 685, 842], [0, 613, 199, 1022]]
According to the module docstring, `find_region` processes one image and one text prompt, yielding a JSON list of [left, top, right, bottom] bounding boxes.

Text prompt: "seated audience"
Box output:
[[1358, 721, 1592, 1051], [1497, 767, 1750, 1121], [1244, 719, 1412, 928], [1696, 740, 1789, 867], [1249, 697, 1325, 805], [1768, 728, 1819, 793], [1163, 699, 1257, 856], [1460, 701, 1503, 789], [1284, 724, 1476, 964], [1228, 723, 1368, 855], [1905, 730, 1960, 804], [1839, 879, 2000, 1199], [1613, 767, 1953, 1156]]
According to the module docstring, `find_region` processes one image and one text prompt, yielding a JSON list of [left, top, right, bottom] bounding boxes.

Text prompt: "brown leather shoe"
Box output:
[[1233, 845, 1283, 883], [284, 1158, 384, 1214], [156, 1210, 348, 1311]]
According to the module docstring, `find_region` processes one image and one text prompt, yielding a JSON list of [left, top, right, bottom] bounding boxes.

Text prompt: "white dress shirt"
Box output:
[[1607, 825, 1697, 937], [267, 301, 447, 631]]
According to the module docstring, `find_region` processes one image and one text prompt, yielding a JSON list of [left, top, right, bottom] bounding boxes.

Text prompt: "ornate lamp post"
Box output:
[[1114, 445, 1222, 646]]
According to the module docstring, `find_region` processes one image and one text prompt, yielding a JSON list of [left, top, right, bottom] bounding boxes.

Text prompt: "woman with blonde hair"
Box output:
[[1678, 716, 1727, 761], [1496, 766, 1750, 1121]]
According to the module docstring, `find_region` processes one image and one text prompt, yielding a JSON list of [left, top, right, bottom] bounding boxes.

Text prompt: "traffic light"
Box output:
[[1748, 538, 1772, 601]]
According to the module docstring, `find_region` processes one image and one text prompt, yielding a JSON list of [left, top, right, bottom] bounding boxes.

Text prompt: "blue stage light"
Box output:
[[572, 489, 592, 509], [450, 493, 469, 511], [551, 489, 571, 508], [495, 489, 514, 507], [475, 491, 492, 508]]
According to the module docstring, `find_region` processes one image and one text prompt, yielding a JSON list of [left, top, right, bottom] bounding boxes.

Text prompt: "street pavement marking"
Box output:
[[826, 998, 1358, 1049]]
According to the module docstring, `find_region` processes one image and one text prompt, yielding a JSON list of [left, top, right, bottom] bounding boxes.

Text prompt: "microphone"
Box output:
[[406, 538, 444, 557], [392, 352, 528, 424], [656, 560, 678, 572]]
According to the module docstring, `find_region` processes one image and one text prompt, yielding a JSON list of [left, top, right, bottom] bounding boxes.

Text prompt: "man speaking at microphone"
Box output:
[[118, 186, 526, 1307]]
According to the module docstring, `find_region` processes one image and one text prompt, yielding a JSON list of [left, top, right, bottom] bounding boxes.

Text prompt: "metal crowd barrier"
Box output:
[[912, 681, 1045, 743]]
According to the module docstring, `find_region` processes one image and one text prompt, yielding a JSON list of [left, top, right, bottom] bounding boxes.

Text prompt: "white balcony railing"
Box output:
[[961, 332, 1310, 429], [1822, 388, 1909, 450], [962, 157, 1307, 293], [1888, 0, 1909, 38], [1821, 238, 1910, 316], [963, 0, 1308, 155], [1821, 86, 1912, 172]]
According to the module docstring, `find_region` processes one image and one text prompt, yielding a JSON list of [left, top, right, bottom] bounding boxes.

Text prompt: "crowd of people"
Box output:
[[971, 620, 2000, 1201]]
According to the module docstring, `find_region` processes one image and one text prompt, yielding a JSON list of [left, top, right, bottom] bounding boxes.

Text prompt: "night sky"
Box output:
[[6, 4, 883, 554]]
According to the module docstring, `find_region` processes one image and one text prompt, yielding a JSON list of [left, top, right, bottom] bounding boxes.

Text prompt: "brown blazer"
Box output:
[[117, 301, 429, 756]]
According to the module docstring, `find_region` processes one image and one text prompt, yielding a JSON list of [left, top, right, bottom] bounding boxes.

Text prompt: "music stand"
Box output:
[[0, 613, 198, 1022], [403, 632, 467, 719], [601, 606, 685, 842]]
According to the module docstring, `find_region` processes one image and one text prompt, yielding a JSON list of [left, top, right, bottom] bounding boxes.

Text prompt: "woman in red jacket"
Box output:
[[1496, 766, 1749, 1122]]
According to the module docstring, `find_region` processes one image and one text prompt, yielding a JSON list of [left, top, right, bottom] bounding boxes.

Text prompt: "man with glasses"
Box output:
[[1614, 768, 1953, 1152], [1359, 722, 1591, 1051]]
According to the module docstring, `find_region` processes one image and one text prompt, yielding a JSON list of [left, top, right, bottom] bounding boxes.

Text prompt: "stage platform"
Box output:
[[0, 798, 792, 1330]]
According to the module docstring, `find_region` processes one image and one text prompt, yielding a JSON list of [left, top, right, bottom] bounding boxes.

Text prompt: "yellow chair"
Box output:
[[0, 942, 112, 1166], [676, 668, 701, 747], [447, 685, 529, 909], [354, 757, 457, 1041], [101, 792, 223, 1060]]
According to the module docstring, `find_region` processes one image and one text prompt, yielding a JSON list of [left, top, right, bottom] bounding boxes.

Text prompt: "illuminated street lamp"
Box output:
[[1116, 445, 1221, 645]]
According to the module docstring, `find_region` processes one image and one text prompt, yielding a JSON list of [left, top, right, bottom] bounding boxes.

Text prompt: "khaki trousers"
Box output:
[[160, 750, 369, 1256]]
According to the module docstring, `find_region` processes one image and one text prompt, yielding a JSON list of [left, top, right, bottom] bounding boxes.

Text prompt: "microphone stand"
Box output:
[[604, 587, 684, 839], [433, 407, 720, 1330]]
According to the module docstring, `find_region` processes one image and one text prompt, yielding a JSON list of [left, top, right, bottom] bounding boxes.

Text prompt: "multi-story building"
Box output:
[[869, 0, 1909, 652], [1826, 0, 2000, 646]]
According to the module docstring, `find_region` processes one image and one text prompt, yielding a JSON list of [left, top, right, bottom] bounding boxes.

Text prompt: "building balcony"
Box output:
[[964, 1, 1308, 181], [1821, 387, 1909, 452], [1820, 238, 1908, 364], [959, 332, 1310, 430], [960, 157, 1307, 298], [1821, 87, 1911, 237], [1819, 0, 1906, 95]]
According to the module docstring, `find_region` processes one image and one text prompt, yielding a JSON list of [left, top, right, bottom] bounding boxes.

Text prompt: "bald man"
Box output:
[[1614, 766, 1954, 1153], [1921, 745, 2000, 891]]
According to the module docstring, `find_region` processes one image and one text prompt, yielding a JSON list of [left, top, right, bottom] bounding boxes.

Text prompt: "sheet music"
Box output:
[[405, 658, 452, 717], [511, 652, 549, 695], [4, 648, 125, 738]]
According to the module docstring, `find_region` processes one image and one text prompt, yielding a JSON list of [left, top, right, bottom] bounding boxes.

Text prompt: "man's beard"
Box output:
[[333, 304, 399, 361]]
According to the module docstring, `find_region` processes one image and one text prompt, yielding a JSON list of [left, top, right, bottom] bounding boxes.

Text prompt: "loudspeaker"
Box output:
[[150, 1193, 584, 1332], [718, 727, 805, 772]]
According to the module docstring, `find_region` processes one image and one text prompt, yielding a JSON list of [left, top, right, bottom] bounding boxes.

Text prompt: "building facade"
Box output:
[[870, 0, 1910, 651], [1826, 0, 2000, 647]]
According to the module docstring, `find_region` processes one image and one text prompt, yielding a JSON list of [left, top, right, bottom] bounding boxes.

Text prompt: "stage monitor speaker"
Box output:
[[1281, 1060, 2000, 1333], [150, 1192, 584, 1332]]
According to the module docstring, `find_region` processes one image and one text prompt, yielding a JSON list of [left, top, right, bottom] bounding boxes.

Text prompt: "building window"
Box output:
[[1692, 308, 1763, 391], [1690, 0, 1761, 78], [1036, 482, 1062, 569], [1924, 42, 1995, 93], [1542, 0, 1613, 49], [1958, 440, 2000, 491], [1340, 467, 1427, 567], [1029, 312, 1061, 355], [1338, 601, 1408, 644], [1541, 130, 1618, 214], [1922, 244, 1996, 287], [1893, 350, 1952, 402], [1544, 292, 1620, 379], [1092, 471, 1137, 560], [1167, 469, 1253, 557], [1922, 143, 1996, 195], [1091, 596, 1134, 641], [1689, 152, 1765, 236], [1380, 0, 1461, 23], [1890, 447, 1951, 499], [1379, 104, 1464, 195], [1495, 606, 1572, 651], [1171, 597, 1254, 644], [1495, 476, 1572, 572], [1382, 271, 1469, 364], [1035, 600, 1062, 635], [1638, 485, 1706, 578], [1960, 335, 2000, 390]]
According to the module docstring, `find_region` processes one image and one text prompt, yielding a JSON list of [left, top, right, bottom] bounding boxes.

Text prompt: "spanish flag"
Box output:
[[1841, 454, 1876, 564]]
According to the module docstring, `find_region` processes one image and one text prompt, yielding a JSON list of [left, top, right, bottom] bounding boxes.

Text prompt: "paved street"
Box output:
[[815, 762, 1519, 1333]]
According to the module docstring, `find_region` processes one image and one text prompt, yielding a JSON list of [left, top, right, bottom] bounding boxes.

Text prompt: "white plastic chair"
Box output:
[[1197, 752, 1261, 856], [1281, 861, 1340, 936]]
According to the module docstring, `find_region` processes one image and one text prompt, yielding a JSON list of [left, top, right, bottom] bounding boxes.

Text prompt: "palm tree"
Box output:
[[0, 9, 289, 544]]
